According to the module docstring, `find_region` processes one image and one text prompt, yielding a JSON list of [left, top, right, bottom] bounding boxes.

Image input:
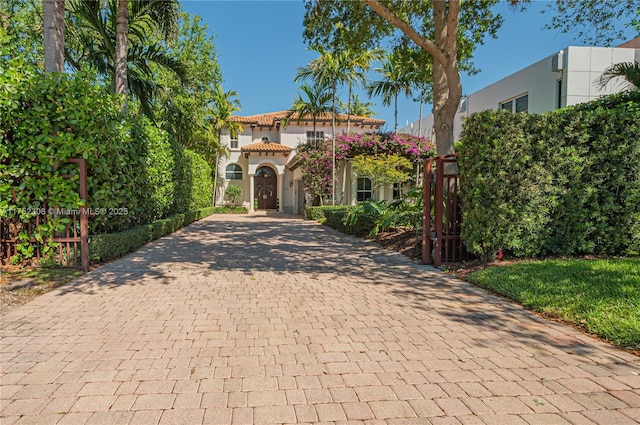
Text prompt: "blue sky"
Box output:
[[181, 1, 635, 132]]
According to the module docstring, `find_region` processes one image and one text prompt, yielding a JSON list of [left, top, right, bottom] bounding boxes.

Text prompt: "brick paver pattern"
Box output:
[[1, 213, 639, 425]]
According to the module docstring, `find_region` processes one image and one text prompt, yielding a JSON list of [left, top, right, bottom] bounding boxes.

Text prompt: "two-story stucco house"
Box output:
[[217, 111, 385, 213], [400, 37, 640, 139]]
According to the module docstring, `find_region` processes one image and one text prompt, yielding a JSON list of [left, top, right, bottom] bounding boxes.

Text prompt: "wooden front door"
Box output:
[[255, 166, 277, 210]]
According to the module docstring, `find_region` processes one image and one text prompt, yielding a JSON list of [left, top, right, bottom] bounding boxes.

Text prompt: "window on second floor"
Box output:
[[230, 136, 238, 149], [225, 164, 243, 180], [306, 131, 324, 144]]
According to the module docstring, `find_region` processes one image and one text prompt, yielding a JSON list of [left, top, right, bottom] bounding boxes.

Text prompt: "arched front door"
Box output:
[[255, 166, 277, 210]]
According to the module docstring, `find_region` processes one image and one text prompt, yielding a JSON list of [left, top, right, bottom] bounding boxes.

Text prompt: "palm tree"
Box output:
[[295, 46, 347, 205], [211, 87, 242, 206], [66, 0, 184, 117], [115, 0, 127, 95], [340, 47, 384, 134], [285, 83, 333, 145], [43, 0, 65, 73], [598, 61, 640, 91], [367, 53, 413, 134], [340, 94, 377, 118]]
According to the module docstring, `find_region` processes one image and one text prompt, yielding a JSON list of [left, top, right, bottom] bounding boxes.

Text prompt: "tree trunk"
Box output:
[[212, 146, 220, 207], [43, 0, 64, 74], [347, 81, 352, 135], [331, 81, 337, 205], [431, 0, 461, 159], [362, 0, 462, 156], [340, 159, 347, 204], [394, 93, 398, 134], [115, 0, 128, 97], [417, 100, 423, 137]]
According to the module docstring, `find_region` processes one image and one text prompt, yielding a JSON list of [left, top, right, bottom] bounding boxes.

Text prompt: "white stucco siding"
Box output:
[[462, 54, 559, 116], [400, 41, 639, 141], [280, 124, 337, 148], [252, 129, 280, 144], [564, 46, 638, 105]]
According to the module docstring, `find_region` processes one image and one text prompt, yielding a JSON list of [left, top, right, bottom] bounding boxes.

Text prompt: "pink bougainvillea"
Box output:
[[297, 132, 435, 202]]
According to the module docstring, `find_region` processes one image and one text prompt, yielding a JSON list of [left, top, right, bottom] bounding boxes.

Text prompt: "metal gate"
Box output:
[[1, 158, 89, 271], [422, 154, 466, 266]]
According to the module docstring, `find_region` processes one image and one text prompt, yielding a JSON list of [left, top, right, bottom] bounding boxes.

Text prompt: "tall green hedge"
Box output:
[[459, 90, 640, 259], [1, 62, 212, 262]]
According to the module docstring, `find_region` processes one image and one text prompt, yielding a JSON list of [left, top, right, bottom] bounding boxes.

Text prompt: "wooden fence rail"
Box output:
[[1, 158, 89, 271]]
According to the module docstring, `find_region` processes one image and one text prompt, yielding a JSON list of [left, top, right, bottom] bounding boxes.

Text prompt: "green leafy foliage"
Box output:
[[351, 153, 413, 199], [172, 147, 213, 213], [342, 187, 423, 238], [325, 207, 375, 237], [224, 184, 242, 206], [306, 205, 376, 237], [459, 90, 640, 259], [297, 132, 434, 201], [89, 206, 218, 263], [305, 205, 350, 221], [1, 62, 214, 264]]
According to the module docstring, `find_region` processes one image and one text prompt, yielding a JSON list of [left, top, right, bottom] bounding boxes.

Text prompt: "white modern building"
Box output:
[[400, 37, 640, 140], [217, 112, 385, 213]]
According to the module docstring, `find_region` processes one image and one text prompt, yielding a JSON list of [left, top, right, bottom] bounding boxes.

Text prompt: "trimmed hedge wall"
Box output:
[[89, 206, 218, 263], [1, 63, 212, 239], [459, 90, 640, 259], [305, 205, 351, 220], [306, 205, 375, 236]]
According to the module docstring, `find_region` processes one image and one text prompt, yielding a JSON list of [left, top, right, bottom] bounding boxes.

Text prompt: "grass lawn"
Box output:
[[466, 258, 640, 350]]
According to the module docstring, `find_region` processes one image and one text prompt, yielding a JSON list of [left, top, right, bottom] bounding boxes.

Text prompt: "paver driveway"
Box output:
[[1, 213, 639, 425]]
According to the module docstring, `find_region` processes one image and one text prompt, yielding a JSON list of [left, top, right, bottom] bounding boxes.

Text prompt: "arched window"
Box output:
[[226, 164, 243, 180], [255, 166, 275, 178]]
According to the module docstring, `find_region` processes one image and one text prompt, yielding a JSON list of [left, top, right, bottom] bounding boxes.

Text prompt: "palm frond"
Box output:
[[597, 61, 640, 91]]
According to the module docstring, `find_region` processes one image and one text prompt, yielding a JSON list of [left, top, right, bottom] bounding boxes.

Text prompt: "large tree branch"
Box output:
[[361, 0, 448, 67], [445, 0, 460, 55], [363, 0, 460, 107]]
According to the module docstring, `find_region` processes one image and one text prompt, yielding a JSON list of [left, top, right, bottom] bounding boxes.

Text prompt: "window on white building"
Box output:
[[500, 100, 513, 111], [393, 182, 403, 199], [515, 95, 528, 113], [356, 177, 373, 202], [306, 131, 324, 144], [230, 136, 238, 149], [225, 164, 243, 180], [499, 94, 528, 113]]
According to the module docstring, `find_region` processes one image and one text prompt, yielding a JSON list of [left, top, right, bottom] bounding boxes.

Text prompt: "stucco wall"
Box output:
[[400, 41, 639, 141]]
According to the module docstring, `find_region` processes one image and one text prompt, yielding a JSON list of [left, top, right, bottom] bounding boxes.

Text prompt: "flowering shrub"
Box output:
[[297, 132, 434, 202]]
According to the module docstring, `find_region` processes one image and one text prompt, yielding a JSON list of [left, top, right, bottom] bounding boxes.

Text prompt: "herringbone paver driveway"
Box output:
[[1, 213, 639, 425]]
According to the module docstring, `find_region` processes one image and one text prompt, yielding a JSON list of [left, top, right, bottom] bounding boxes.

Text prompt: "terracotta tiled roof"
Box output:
[[229, 111, 385, 128], [241, 141, 292, 153]]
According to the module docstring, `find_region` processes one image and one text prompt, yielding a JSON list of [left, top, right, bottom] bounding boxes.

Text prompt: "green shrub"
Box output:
[[459, 90, 640, 259], [306, 205, 350, 221], [1, 61, 217, 265], [211, 206, 248, 214], [135, 118, 175, 221], [172, 142, 213, 213], [89, 206, 217, 263], [224, 184, 242, 206]]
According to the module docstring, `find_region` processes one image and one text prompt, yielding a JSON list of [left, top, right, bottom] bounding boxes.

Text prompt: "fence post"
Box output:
[[78, 158, 89, 272], [422, 158, 434, 264]]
